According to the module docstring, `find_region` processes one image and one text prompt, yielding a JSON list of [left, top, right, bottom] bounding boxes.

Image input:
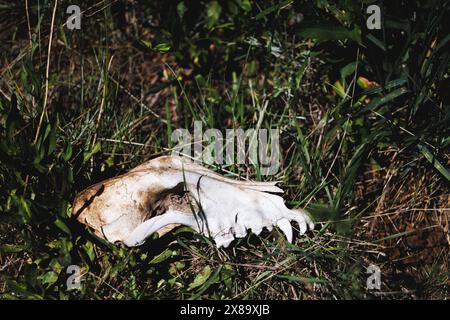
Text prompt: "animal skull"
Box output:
[[73, 156, 314, 248]]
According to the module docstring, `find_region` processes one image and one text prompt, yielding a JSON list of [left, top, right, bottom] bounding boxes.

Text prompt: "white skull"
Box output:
[[73, 156, 314, 248]]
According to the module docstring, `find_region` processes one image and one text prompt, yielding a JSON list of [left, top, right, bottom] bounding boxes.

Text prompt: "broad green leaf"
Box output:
[[207, 1, 222, 29], [40, 271, 59, 287], [189, 265, 222, 299], [188, 265, 212, 290], [238, 0, 251, 12], [154, 43, 171, 52], [149, 248, 175, 264], [62, 143, 72, 161], [176, 2, 186, 19], [54, 218, 71, 236], [83, 142, 101, 162], [83, 241, 96, 262], [0, 244, 27, 253], [47, 126, 56, 155], [340, 62, 357, 80]]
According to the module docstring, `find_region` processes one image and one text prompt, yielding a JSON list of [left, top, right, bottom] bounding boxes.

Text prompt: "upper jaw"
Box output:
[[73, 156, 314, 248]]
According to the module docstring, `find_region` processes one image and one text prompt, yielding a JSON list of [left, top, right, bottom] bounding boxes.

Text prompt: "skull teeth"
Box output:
[[277, 218, 293, 243], [208, 211, 314, 247]]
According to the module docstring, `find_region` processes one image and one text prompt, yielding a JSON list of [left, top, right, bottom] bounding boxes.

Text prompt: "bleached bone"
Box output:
[[73, 156, 313, 248]]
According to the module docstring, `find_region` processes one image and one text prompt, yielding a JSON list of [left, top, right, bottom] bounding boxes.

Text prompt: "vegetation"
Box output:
[[0, 0, 449, 299]]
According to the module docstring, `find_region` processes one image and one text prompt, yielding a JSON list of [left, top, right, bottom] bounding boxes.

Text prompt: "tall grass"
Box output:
[[0, 0, 448, 299]]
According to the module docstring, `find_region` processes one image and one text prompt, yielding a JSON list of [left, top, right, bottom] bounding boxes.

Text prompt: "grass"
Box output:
[[0, 0, 449, 299]]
